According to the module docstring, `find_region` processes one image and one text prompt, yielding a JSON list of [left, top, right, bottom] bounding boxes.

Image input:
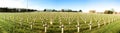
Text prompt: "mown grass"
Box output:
[[88, 20, 120, 33], [0, 12, 119, 33]]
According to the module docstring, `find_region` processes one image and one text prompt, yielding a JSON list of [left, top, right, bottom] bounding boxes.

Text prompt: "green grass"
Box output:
[[0, 12, 119, 33], [89, 20, 120, 33]]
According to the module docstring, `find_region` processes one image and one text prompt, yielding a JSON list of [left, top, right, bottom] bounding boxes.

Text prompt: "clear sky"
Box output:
[[0, 0, 120, 12]]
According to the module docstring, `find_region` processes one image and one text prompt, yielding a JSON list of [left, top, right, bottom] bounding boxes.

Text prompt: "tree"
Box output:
[[67, 9, 72, 12], [89, 10, 96, 13], [79, 10, 82, 12], [44, 9, 47, 12], [104, 10, 113, 14], [111, 8, 115, 14], [61, 9, 64, 12], [52, 9, 56, 12], [108, 10, 113, 14]]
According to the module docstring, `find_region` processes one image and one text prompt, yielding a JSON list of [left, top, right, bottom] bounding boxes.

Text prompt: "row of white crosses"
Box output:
[[59, 24, 64, 33], [42, 16, 65, 33], [38, 15, 48, 33], [49, 14, 54, 25], [88, 16, 100, 30], [97, 19, 100, 28], [30, 18, 36, 30], [59, 17, 62, 25], [76, 24, 80, 33], [70, 15, 80, 32], [42, 18, 51, 33], [26, 16, 33, 30], [95, 15, 106, 29], [103, 18, 106, 25], [59, 16, 65, 33], [81, 14, 88, 24], [43, 23, 48, 33], [103, 16, 110, 25], [61, 15, 79, 33], [76, 18, 80, 33], [69, 16, 75, 25], [6, 14, 120, 33], [91, 15, 101, 30], [14, 16, 24, 30], [97, 15, 101, 28], [88, 18, 92, 30], [80, 17, 85, 24], [19, 18, 23, 28], [41, 14, 119, 33], [68, 17, 71, 25], [108, 15, 117, 24], [40, 17, 44, 24]]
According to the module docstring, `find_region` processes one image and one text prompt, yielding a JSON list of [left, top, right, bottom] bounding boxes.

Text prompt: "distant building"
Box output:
[[113, 12, 117, 14], [89, 10, 96, 13]]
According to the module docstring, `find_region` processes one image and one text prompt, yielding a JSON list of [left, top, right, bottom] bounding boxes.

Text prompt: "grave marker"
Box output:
[[76, 24, 80, 33], [30, 22, 33, 29], [59, 18, 62, 25], [59, 24, 64, 33], [77, 20, 79, 25], [50, 19, 53, 25], [68, 17, 71, 25], [43, 24, 48, 33], [84, 21, 86, 24], [88, 20, 92, 30], [97, 21, 100, 28], [104, 21, 106, 25]]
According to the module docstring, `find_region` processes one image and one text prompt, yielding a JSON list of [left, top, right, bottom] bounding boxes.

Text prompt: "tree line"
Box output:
[[0, 7, 115, 14], [43, 9, 115, 14], [0, 7, 37, 12], [43, 9, 82, 12]]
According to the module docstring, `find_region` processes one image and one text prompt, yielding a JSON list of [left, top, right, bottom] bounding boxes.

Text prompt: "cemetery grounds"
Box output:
[[0, 12, 120, 33]]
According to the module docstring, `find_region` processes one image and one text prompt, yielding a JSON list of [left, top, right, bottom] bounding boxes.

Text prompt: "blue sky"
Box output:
[[27, 0, 120, 12], [0, 0, 120, 12]]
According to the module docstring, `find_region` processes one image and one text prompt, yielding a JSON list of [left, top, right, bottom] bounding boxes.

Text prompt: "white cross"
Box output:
[[68, 21, 71, 25], [68, 17, 71, 25], [77, 20, 79, 25], [50, 19, 53, 25], [84, 21, 86, 24], [59, 19, 62, 25], [76, 25, 80, 33], [97, 21, 100, 28], [30, 22, 34, 29], [88, 20, 92, 30], [59, 25, 64, 33], [104, 21, 106, 25], [43, 24, 48, 33]]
